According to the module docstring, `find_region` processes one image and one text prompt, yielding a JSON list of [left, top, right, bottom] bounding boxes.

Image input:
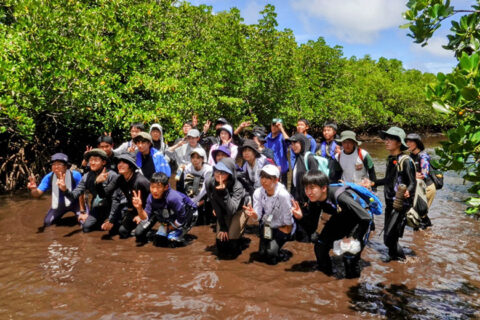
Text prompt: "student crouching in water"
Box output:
[[293, 171, 371, 278], [96, 153, 150, 238], [244, 165, 295, 265], [206, 158, 249, 259], [133, 172, 198, 246], [59, 149, 118, 233], [27, 153, 83, 228], [372, 127, 416, 261]]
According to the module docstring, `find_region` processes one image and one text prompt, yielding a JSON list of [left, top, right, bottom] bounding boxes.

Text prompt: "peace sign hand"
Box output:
[[27, 175, 37, 190], [95, 168, 108, 184], [242, 203, 258, 220], [57, 173, 67, 192], [291, 199, 303, 219], [215, 175, 226, 190], [132, 190, 142, 210]]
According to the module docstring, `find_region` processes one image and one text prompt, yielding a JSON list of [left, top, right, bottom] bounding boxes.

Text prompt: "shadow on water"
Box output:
[[347, 282, 480, 319]]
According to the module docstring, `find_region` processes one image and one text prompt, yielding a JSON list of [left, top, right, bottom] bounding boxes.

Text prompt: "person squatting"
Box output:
[[27, 117, 438, 278]]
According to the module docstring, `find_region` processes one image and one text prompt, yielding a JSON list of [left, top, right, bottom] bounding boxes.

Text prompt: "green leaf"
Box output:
[[461, 86, 479, 101]]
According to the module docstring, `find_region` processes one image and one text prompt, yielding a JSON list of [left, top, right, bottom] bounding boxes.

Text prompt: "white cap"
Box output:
[[190, 147, 206, 159], [187, 129, 200, 138], [261, 164, 280, 178]]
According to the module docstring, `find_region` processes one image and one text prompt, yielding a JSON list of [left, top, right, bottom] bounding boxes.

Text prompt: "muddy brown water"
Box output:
[[1, 137, 480, 319]]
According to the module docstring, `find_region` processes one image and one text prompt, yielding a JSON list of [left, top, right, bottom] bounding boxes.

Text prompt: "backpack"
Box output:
[[183, 173, 205, 198], [337, 147, 365, 163], [397, 155, 429, 228], [429, 163, 444, 190], [304, 151, 330, 176], [330, 182, 383, 216], [330, 182, 383, 243]]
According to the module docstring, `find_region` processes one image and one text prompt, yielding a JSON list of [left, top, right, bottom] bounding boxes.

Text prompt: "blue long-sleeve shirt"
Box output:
[[144, 188, 196, 226], [265, 133, 289, 174]]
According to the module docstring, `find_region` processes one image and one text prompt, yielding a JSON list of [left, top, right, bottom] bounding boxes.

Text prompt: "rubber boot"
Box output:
[[314, 241, 333, 275]]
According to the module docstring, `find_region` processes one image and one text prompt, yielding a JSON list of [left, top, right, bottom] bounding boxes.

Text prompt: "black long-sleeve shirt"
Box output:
[[375, 153, 416, 204], [310, 186, 372, 241], [96, 172, 150, 222]]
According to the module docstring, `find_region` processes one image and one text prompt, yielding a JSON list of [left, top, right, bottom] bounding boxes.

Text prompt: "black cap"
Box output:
[[405, 133, 425, 151], [286, 133, 306, 143], [323, 121, 338, 132], [215, 117, 228, 125]]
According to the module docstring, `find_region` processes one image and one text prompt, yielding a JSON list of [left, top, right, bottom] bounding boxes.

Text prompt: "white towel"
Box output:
[[51, 170, 72, 209]]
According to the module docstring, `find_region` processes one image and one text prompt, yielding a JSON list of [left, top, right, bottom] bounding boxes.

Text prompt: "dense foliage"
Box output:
[[403, 0, 480, 215], [1, 0, 447, 192]]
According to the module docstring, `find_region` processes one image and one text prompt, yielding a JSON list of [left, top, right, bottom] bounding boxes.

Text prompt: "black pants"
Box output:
[[383, 201, 407, 260], [258, 227, 290, 264], [118, 209, 138, 238], [83, 206, 109, 233], [314, 214, 364, 276]]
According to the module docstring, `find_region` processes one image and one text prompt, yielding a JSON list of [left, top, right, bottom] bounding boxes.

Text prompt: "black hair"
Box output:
[[150, 172, 169, 186], [130, 122, 145, 131], [323, 121, 338, 132], [259, 171, 277, 180], [97, 135, 114, 146], [183, 121, 193, 126], [298, 118, 310, 126], [302, 171, 329, 187]]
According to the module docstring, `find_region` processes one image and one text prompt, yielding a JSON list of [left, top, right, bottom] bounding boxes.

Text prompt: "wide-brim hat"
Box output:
[[336, 130, 362, 145], [405, 133, 425, 151], [84, 148, 108, 161], [133, 132, 153, 144], [214, 161, 232, 175], [211, 145, 231, 161], [115, 152, 139, 169], [239, 139, 261, 158], [50, 153, 70, 166], [380, 127, 408, 150]]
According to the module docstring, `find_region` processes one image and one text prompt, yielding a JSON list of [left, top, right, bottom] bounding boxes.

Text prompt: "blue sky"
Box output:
[[188, 0, 474, 74]]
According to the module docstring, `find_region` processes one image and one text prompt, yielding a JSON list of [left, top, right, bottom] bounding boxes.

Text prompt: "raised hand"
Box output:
[[127, 145, 136, 153], [192, 114, 198, 128], [103, 132, 112, 136], [27, 175, 37, 190], [57, 172, 67, 191], [203, 120, 211, 133], [291, 199, 303, 219], [95, 168, 108, 184], [215, 175, 226, 190], [132, 190, 142, 210], [242, 203, 257, 219]]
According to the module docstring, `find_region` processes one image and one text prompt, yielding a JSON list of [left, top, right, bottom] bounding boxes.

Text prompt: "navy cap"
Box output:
[[51, 153, 69, 164]]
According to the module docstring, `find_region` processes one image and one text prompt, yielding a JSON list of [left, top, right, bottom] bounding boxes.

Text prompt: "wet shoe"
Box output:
[[344, 255, 361, 279]]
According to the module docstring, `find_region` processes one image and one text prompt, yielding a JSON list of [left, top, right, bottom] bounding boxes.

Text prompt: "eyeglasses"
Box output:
[[271, 118, 283, 124]]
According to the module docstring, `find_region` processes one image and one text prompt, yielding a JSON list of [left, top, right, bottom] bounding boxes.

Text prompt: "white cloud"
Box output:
[[290, 0, 406, 44], [411, 36, 454, 58]]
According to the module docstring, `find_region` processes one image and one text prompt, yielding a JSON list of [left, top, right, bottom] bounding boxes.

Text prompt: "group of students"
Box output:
[[27, 117, 438, 278]]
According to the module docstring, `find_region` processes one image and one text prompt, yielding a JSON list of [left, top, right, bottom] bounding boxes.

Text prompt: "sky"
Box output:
[[187, 0, 474, 74]]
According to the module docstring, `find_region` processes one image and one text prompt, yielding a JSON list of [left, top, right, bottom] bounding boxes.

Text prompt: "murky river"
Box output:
[[1, 137, 479, 319]]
